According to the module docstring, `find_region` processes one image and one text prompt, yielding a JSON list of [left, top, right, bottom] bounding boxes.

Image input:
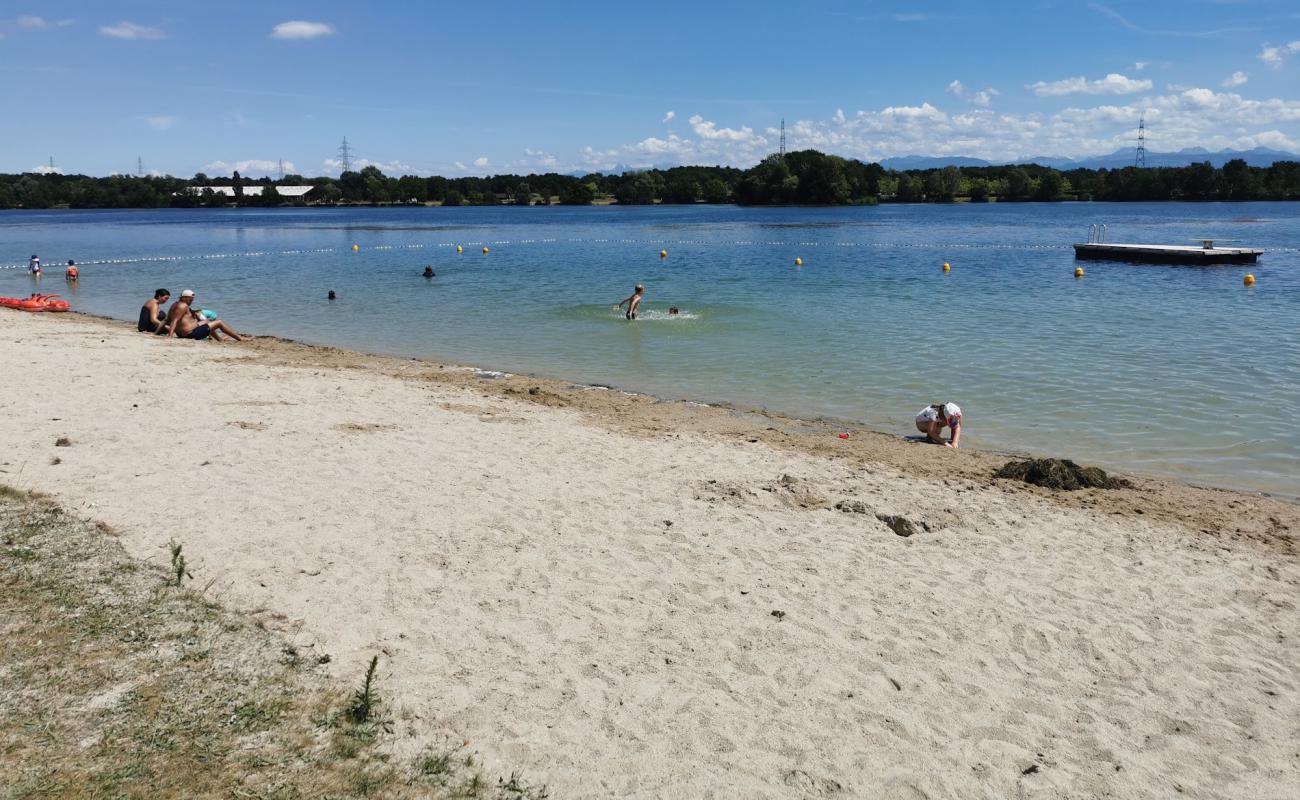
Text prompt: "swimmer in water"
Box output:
[[668, 306, 679, 316], [65, 260, 79, 282], [617, 284, 644, 320], [422, 266, 435, 278]]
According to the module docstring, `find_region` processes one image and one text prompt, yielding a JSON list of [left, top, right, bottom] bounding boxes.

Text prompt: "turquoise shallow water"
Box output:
[[2, 203, 1297, 496]]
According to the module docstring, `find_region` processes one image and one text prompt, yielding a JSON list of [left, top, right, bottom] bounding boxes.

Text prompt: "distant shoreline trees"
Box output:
[[1, 151, 1296, 209]]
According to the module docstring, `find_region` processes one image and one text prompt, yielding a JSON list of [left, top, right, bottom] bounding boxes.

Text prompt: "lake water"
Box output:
[[2, 203, 1297, 497]]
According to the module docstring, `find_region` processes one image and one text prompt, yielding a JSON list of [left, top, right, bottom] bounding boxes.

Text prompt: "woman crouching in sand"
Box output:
[[916, 402, 962, 448]]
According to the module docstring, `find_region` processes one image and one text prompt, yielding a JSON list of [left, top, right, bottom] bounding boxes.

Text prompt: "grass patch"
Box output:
[[0, 488, 545, 799], [347, 655, 381, 724]]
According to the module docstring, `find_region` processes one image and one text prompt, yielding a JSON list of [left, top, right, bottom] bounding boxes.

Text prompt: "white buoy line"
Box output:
[[7, 237, 1285, 271]]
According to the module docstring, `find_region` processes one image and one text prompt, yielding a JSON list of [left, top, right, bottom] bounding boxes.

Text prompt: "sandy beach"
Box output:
[[2, 309, 1297, 798]]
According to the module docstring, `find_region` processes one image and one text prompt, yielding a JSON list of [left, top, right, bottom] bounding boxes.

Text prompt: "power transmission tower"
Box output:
[[137, 156, 145, 177], [48, 156, 55, 171], [779, 118, 786, 158], [338, 137, 353, 173], [277, 159, 286, 181], [1135, 115, 1146, 168]]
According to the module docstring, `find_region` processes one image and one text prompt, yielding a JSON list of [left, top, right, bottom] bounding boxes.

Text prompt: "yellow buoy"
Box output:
[[794, 257, 803, 266], [456, 244, 463, 254], [482, 246, 490, 254], [660, 249, 667, 258], [1244, 273, 1255, 286], [1075, 267, 1085, 278], [942, 262, 951, 272], [351, 244, 359, 252]]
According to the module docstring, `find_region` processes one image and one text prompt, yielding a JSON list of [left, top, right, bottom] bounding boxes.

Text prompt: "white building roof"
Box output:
[[188, 185, 316, 197]]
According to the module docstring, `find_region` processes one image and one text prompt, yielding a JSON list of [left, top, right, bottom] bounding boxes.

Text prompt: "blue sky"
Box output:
[[4, 1, 1299, 177]]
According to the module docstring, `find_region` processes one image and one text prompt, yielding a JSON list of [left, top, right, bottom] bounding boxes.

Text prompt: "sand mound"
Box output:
[[996, 458, 1130, 490]]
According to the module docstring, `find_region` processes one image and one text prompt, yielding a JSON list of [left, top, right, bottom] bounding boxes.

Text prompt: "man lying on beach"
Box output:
[[916, 402, 962, 448], [138, 288, 170, 333], [618, 284, 645, 320], [163, 290, 252, 341]]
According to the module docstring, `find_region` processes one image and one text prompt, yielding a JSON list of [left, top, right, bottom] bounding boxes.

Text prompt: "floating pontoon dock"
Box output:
[[1073, 239, 1262, 264]]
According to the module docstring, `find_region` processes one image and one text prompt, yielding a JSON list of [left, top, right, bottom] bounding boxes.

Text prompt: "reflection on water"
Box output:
[[2, 203, 1297, 496]]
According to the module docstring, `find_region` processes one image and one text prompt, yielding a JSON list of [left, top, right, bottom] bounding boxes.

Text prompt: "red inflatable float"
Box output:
[[0, 294, 71, 312]]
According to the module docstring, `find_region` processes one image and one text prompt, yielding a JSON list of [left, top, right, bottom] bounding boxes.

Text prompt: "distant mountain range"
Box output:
[[878, 147, 1298, 171]]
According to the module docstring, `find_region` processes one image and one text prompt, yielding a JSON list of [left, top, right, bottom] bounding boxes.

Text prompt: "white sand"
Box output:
[[2, 311, 1297, 798]]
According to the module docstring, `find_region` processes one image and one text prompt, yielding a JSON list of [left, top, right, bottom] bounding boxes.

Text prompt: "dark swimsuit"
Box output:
[[189, 324, 212, 340], [138, 304, 158, 333]]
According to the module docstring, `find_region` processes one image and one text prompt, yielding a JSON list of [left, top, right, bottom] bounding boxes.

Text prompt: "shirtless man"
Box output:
[[164, 290, 252, 341], [618, 284, 645, 320], [138, 288, 170, 333]]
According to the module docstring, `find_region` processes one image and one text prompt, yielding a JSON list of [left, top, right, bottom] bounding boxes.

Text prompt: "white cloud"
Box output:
[[17, 15, 48, 29], [1131, 61, 1148, 72], [520, 148, 559, 169], [31, 165, 63, 175], [203, 159, 293, 176], [1222, 71, 1249, 88], [321, 157, 414, 175], [688, 114, 765, 144], [584, 86, 1300, 170], [473, 156, 489, 168], [453, 161, 468, 171], [662, 111, 675, 123], [947, 80, 999, 107], [141, 115, 176, 131], [1258, 41, 1300, 69], [1030, 73, 1153, 96], [100, 21, 165, 40], [271, 20, 335, 40]]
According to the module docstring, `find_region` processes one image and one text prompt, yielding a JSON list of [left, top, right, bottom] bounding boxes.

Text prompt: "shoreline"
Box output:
[[68, 307, 1300, 532], [3, 309, 1297, 796]]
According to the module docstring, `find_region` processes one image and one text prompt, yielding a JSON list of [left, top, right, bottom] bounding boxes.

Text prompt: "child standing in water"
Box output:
[[618, 284, 644, 320]]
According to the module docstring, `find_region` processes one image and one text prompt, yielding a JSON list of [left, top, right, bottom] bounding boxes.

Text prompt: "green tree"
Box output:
[[896, 173, 924, 202], [1220, 159, 1256, 200], [559, 181, 596, 205], [1177, 162, 1216, 201], [701, 177, 731, 203], [1035, 169, 1065, 200], [338, 170, 364, 201], [1005, 168, 1031, 199]]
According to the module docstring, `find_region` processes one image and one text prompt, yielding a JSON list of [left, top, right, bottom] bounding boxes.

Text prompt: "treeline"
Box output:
[[1, 151, 1297, 209]]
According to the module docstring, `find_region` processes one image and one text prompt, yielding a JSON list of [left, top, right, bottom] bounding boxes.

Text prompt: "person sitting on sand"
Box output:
[[422, 266, 435, 278], [618, 284, 645, 320], [164, 290, 252, 341], [65, 260, 79, 282], [138, 288, 171, 333], [916, 402, 962, 448]]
